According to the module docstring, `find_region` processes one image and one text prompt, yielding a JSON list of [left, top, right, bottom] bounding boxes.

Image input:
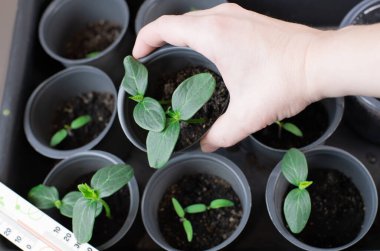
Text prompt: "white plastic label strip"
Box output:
[[0, 182, 98, 251]]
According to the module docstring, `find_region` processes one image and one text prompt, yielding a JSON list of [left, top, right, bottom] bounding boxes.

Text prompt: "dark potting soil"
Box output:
[[55, 173, 130, 247], [352, 6, 380, 25], [64, 20, 121, 59], [158, 174, 243, 251], [284, 168, 364, 248], [51, 92, 114, 150], [158, 66, 229, 150], [253, 102, 328, 149]]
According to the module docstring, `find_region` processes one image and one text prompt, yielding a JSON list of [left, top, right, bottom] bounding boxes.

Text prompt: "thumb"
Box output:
[[200, 107, 250, 152]]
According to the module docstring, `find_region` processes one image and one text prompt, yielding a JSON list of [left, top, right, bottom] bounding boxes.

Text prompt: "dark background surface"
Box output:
[[1, 0, 379, 250]]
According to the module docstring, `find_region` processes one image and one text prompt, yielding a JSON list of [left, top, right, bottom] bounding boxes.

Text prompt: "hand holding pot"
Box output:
[[133, 3, 380, 152]]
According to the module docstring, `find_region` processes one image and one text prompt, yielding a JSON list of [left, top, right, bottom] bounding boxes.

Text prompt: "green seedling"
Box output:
[[281, 148, 312, 234], [122, 56, 216, 168], [50, 115, 92, 147], [85, 51, 100, 59], [172, 197, 234, 242], [275, 120, 303, 138], [28, 164, 134, 244]]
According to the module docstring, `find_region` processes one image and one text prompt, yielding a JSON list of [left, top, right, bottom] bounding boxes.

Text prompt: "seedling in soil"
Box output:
[[50, 115, 92, 147], [172, 197, 234, 242], [28, 164, 134, 244], [122, 56, 216, 168], [275, 120, 303, 138], [281, 148, 312, 234]]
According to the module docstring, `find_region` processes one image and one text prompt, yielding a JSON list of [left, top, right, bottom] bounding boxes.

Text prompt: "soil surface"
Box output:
[[64, 20, 121, 59], [157, 66, 229, 150], [158, 174, 243, 251], [352, 7, 380, 25], [51, 92, 114, 149], [253, 102, 328, 149], [55, 172, 130, 247], [284, 168, 364, 248]]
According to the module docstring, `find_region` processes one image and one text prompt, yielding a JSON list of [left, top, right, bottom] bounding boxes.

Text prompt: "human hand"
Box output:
[[133, 3, 325, 152]]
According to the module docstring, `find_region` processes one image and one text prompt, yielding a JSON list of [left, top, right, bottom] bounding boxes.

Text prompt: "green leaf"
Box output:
[[91, 164, 134, 198], [209, 199, 235, 209], [73, 198, 97, 244], [281, 148, 308, 186], [133, 97, 166, 132], [172, 198, 185, 218], [50, 128, 68, 147], [85, 51, 100, 59], [28, 185, 60, 209], [172, 73, 216, 120], [147, 120, 180, 168], [282, 122, 303, 137], [284, 188, 311, 234], [183, 219, 193, 242], [61, 192, 102, 218], [70, 115, 92, 129], [122, 55, 148, 96], [299, 181, 313, 190], [60, 191, 82, 218], [184, 204, 207, 214], [78, 184, 98, 201]]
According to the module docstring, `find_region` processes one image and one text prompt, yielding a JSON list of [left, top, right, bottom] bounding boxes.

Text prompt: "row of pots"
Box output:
[[24, 46, 345, 161], [38, 0, 226, 81], [40, 145, 377, 251], [37, 0, 380, 150]]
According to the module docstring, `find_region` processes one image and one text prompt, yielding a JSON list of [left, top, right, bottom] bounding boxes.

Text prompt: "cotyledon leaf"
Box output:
[[133, 97, 166, 132]]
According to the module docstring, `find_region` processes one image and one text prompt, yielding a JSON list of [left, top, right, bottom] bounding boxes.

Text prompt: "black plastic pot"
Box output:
[[135, 0, 227, 33], [24, 66, 117, 159], [39, 0, 133, 81], [141, 151, 251, 251], [117, 46, 226, 152], [340, 0, 380, 145], [43, 150, 140, 250], [248, 98, 344, 161], [265, 146, 378, 251]]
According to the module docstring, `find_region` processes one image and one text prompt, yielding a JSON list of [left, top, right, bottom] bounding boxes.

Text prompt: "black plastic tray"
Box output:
[[2, 0, 379, 250]]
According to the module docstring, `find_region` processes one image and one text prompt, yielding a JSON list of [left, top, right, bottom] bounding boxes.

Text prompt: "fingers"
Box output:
[[133, 3, 241, 59], [133, 15, 194, 58], [200, 106, 252, 152]]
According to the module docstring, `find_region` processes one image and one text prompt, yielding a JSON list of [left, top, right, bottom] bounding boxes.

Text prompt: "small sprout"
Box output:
[[50, 115, 92, 147], [85, 51, 100, 59], [209, 199, 234, 209], [275, 120, 303, 138], [122, 55, 216, 168], [28, 164, 134, 244], [281, 148, 312, 234], [173, 197, 235, 242], [2, 109, 10, 116], [184, 204, 207, 214], [172, 198, 192, 242]]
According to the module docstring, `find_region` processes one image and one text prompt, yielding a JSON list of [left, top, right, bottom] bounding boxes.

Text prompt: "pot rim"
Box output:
[[24, 66, 117, 159], [249, 98, 345, 154], [38, 0, 130, 65], [141, 151, 252, 251], [117, 46, 228, 152], [43, 150, 140, 250], [265, 145, 378, 251]]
